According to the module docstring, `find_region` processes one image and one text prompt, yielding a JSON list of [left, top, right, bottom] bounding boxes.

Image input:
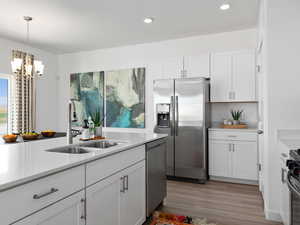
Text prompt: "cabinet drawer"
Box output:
[[86, 145, 145, 186], [209, 130, 257, 142], [0, 165, 85, 225]]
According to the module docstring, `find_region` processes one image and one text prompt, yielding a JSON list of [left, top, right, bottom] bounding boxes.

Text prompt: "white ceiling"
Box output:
[[0, 0, 259, 54]]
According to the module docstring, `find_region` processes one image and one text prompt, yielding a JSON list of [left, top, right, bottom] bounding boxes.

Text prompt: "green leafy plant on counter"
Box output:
[[231, 109, 243, 121], [90, 110, 102, 127]]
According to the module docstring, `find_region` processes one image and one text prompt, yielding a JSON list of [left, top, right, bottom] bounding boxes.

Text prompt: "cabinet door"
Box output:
[[86, 172, 121, 225], [232, 51, 256, 101], [162, 57, 183, 79], [209, 140, 231, 177], [120, 161, 146, 225], [210, 53, 232, 102], [232, 142, 258, 181], [184, 54, 210, 78], [14, 191, 85, 225]]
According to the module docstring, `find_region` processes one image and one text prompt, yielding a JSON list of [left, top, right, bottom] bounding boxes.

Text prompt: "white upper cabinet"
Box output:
[[161, 57, 183, 79], [159, 54, 210, 80], [232, 51, 256, 101], [211, 50, 256, 102], [184, 54, 210, 78], [210, 53, 232, 102]]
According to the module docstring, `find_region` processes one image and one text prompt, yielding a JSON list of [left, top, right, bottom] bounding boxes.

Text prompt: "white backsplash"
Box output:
[[211, 102, 258, 125]]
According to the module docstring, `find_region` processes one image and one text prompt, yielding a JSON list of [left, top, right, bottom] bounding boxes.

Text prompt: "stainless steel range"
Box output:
[[287, 149, 300, 225], [153, 77, 210, 183]]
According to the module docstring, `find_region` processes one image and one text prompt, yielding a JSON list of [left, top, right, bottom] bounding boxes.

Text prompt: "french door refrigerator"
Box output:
[[154, 77, 210, 182]]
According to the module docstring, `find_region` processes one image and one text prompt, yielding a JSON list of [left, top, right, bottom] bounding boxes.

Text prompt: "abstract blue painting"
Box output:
[[70, 68, 145, 128], [70, 71, 105, 127], [105, 68, 145, 128]]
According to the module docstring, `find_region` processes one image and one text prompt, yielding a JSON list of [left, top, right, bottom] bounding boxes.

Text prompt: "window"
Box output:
[[0, 75, 11, 134]]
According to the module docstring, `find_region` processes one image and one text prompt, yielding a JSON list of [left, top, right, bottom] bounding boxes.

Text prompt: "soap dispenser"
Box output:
[[81, 119, 90, 140]]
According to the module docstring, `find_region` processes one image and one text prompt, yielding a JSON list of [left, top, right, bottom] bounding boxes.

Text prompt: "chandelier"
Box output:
[[11, 16, 44, 77]]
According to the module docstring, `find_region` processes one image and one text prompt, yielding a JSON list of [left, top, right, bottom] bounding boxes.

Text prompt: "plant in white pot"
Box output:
[[230, 109, 243, 125], [91, 111, 103, 137]]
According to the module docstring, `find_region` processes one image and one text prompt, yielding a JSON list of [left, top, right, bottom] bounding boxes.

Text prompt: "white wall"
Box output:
[[0, 38, 59, 131], [57, 29, 257, 132], [261, 0, 300, 221]]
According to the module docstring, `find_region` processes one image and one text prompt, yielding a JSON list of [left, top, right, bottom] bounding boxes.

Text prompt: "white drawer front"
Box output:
[[209, 130, 257, 142], [86, 145, 145, 186], [0, 165, 85, 225]]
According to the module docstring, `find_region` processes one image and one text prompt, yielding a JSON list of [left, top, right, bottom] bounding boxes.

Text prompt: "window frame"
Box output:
[[0, 73, 12, 134]]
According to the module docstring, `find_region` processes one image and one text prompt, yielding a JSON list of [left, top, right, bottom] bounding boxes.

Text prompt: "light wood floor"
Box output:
[[159, 180, 283, 225]]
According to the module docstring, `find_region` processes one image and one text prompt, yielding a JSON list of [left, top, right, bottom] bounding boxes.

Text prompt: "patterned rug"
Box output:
[[149, 211, 216, 225]]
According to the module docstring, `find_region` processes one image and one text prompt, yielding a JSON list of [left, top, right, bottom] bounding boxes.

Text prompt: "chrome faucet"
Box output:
[[67, 99, 78, 144]]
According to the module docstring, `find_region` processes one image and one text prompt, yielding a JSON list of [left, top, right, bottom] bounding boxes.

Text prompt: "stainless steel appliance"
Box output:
[[146, 138, 167, 217], [287, 150, 300, 225], [153, 77, 210, 182]]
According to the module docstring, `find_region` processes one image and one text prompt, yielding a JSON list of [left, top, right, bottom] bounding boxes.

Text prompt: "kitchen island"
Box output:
[[0, 132, 167, 225]]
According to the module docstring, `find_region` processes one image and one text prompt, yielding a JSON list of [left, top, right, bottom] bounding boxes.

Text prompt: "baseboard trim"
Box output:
[[209, 176, 258, 185], [265, 209, 282, 222]]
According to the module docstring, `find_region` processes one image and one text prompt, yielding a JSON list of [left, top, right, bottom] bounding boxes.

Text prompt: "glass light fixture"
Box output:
[[11, 16, 45, 77], [34, 60, 44, 76], [11, 58, 23, 73]]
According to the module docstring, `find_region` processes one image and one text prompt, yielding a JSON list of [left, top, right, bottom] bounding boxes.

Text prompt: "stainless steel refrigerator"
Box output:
[[153, 77, 210, 182]]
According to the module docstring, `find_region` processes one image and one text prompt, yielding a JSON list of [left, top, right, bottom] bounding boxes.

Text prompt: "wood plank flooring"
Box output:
[[159, 180, 282, 225]]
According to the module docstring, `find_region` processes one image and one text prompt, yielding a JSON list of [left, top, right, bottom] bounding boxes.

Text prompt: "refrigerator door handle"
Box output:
[[175, 96, 179, 136], [171, 96, 175, 136]]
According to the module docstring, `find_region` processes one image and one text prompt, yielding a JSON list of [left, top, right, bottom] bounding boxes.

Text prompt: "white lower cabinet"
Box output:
[[209, 141, 231, 177], [231, 142, 258, 180], [86, 171, 121, 225], [14, 191, 85, 225], [209, 130, 258, 182], [119, 161, 146, 225], [86, 160, 146, 225]]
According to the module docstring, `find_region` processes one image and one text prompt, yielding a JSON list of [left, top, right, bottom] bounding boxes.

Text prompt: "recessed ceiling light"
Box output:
[[144, 17, 154, 24], [220, 3, 230, 10]]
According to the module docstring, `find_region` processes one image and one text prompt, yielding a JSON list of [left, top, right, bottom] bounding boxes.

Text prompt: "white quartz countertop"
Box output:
[[278, 129, 300, 149], [0, 132, 167, 192]]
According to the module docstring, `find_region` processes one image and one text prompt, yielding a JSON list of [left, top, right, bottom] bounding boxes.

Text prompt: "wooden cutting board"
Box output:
[[220, 124, 248, 129]]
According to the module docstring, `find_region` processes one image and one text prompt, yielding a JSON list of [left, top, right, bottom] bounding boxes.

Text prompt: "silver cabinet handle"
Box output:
[[229, 144, 231, 152], [33, 188, 58, 199], [80, 198, 86, 220], [281, 168, 287, 184], [120, 176, 125, 193], [227, 135, 237, 138], [124, 175, 129, 191]]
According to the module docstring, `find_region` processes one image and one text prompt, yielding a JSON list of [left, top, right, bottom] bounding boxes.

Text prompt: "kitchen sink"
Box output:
[[46, 146, 91, 154], [80, 141, 118, 149]]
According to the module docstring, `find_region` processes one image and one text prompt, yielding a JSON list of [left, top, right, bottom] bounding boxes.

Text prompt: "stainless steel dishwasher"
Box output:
[[146, 138, 167, 217]]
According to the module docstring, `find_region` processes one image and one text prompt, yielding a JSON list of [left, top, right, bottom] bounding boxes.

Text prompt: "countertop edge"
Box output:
[[0, 135, 167, 192]]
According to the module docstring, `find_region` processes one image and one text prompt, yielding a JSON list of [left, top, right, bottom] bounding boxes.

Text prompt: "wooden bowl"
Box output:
[[2, 135, 17, 143], [41, 131, 56, 138], [22, 133, 39, 140]]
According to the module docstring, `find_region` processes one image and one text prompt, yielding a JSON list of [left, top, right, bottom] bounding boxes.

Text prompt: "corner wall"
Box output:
[[263, 0, 300, 220]]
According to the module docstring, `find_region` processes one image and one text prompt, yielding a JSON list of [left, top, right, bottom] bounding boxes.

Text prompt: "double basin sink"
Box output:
[[46, 141, 119, 154]]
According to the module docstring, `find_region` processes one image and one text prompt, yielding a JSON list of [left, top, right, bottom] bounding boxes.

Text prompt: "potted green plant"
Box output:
[[230, 109, 243, 125], [91, 111, 103, 137]]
